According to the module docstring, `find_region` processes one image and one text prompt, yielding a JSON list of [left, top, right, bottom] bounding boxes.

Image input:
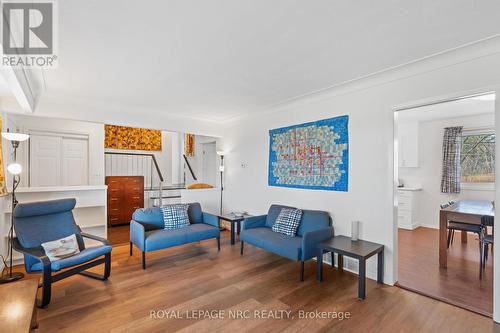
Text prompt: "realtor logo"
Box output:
[[1, 0, 57, 67]]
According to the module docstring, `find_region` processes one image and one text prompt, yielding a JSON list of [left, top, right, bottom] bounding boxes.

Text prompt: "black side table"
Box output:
[[215, 213, 251, 245], [317, 235, 384, 299]]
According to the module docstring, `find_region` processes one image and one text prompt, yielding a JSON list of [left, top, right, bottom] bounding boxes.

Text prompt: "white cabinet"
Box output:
[[398, 122, 419, 167], [398, 189, 421, 230]]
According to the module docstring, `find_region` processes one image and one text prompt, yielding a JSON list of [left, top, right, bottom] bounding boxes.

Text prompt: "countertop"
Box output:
[[397, 187, 422, 191]]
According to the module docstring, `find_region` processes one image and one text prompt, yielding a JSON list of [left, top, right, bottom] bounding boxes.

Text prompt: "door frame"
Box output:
[[201, 141, 217, 186], [391, 86, 499, 322]]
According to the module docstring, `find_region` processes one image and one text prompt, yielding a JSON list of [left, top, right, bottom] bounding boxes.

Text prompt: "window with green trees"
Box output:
[[461, 133, 495, 183]]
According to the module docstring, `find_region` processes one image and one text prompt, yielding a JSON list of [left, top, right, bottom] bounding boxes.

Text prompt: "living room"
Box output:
[[0, 2, 500, 332]]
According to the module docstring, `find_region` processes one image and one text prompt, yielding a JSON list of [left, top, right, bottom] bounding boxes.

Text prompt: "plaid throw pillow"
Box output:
[[162, 204, 190, 230], [272, 208, 303, 236]]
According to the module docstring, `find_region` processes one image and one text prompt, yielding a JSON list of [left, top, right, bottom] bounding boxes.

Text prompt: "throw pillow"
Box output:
[[41, 234, 80, 262], [162, 204, 190, 229], [272, 208, 303, 236]]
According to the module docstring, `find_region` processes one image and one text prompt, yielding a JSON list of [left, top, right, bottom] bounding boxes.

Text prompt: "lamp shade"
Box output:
[[7, 163, 22, 175], [2, 132, 29, 142], [216, 151, 225, 156]]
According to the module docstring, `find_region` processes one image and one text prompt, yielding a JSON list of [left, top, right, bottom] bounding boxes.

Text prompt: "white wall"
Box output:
[[171, 132, 183, 184], [220, 36, 500, 299], [399, 114, 495, 228], [3, 114, 105, 186], [181, 188, 221, 213]]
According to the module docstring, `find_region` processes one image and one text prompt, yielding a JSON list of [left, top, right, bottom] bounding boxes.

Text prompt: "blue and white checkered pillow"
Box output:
[[272, 208, 303, 236], [161, 204, 190, 229]]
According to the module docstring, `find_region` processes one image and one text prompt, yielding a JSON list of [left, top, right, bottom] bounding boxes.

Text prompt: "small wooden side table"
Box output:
[[0, 279, 39, 332], [214, 213, 251, 245], [317, 235, 384, 299]]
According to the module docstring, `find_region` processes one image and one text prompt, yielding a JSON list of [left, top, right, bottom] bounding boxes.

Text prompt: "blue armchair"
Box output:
[[12, 198, 112, 308], [240, 204, 333, 281], [130, 202, 220, 269]]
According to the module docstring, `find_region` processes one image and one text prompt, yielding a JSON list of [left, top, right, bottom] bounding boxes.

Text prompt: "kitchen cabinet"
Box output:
[[398, 122, 419, 167]]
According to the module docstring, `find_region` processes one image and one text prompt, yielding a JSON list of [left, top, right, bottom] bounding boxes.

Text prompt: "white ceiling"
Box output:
[[398, 94, 496, 123], [41, 0, 500, 123]]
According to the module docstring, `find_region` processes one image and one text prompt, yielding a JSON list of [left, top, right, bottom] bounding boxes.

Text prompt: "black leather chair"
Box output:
[[441, 202, 483, 248], [480, 215, 494, 279]]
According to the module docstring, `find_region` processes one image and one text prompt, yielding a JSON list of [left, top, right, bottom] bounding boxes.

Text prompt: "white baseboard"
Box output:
[[416, 223, 439, 230], [319, 253, 382, 284]]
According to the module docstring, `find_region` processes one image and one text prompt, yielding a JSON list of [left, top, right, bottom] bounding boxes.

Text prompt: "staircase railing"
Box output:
[[183, 154, 197, 181], [105, 151, 165, 206]]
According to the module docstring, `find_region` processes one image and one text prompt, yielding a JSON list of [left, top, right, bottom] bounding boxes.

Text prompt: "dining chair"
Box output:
[[480, 215, 494, 279], [441, 202, 483, 248]]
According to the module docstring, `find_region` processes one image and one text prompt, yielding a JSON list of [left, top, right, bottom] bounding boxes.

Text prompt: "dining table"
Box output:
[[439, 200, 494, 268]]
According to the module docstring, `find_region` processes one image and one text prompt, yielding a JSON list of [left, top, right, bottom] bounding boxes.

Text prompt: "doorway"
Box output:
[[394, 92, 496, 316], [201, 141, 217, 186]]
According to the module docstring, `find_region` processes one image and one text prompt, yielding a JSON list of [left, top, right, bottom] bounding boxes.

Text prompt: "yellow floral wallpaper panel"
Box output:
[[105, 125, 162, 151], [184, 133, 195, 157]]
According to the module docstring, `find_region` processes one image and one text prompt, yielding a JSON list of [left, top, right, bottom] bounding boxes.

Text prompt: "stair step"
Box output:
[[149, 195, 182, 200]]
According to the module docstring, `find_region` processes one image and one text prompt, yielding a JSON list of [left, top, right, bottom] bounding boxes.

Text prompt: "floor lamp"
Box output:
[[217, 151, 224, 214], [0, 130, 29, 283]]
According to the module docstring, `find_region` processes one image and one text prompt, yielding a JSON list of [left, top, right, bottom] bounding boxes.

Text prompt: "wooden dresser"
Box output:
[[106, 176, 144, 226]]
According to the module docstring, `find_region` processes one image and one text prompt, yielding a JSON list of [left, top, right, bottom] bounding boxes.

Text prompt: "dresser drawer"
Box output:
[[398, 196, 412, 211], [108, 206, 120, 216], [398, 190, 412, 198], [106, 176, 144, 226], [107, 216, 121, 226], [398, 212, 412, 229]]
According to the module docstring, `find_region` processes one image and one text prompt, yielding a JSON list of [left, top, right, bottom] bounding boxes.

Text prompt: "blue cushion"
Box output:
[[14, 198, 76, 218], [132, 207, 164, 230], [297, 210, 331, 237], [144, 223, 220, 251], [132, 203, 205, 231], [240, 227, 302, 260], [188, 203, 203, 224], [14, 199, 81, 248], [265, 204, 295, 228], [30, 245, 112, 272], [185, 224, 219, 242], [145, 228, 188, 251]]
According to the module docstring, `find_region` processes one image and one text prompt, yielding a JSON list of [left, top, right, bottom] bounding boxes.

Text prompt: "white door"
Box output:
[[201, 142, 217, 186], [30, 135, 62, 186], [30, 134, 89, 187], [62, 138, 89, 186]]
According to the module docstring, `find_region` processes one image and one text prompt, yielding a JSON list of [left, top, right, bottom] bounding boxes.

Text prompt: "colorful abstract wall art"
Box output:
[[268, 115, 349, 191], [104, 125, 162, 151]]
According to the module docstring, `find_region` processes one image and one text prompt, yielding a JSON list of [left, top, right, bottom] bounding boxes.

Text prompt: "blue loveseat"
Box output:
[[130, 203, 220, 269], [240, 204, 333, 281]]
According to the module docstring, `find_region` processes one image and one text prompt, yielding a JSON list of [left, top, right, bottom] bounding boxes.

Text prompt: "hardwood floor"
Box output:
[[14, 231, 498, 332], [107, 224, 131, 246], [398, 227, 493, 317]]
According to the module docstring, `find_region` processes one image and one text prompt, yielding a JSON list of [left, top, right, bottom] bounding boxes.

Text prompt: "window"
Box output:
[[460, 132, 495, 183]]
